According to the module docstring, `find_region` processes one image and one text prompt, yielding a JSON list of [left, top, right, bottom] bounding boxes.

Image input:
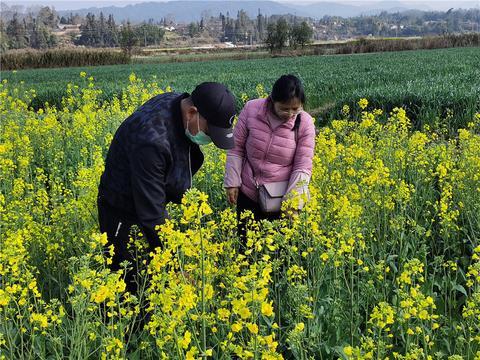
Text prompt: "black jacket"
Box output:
[[98, 92, 204, 247]]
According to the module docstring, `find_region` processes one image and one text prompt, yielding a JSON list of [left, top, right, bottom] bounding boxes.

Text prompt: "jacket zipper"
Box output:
[[188, 145, 192, 188], [115, 221, 122, 237]]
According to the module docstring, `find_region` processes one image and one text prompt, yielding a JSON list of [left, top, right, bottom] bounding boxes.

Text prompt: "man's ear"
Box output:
[[187, 105, 198, 118], [184, 105, 198, 126]]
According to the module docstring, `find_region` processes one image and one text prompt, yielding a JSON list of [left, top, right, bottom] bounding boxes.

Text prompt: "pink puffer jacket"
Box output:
[[225, 98, 316, 202]]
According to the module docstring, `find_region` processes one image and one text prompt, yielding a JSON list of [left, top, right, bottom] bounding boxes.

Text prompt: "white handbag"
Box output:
[[257, 181, 289, 213]]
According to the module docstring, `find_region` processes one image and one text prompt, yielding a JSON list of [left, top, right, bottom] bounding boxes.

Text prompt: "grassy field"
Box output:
[[131, 50, 271, 65], [3, 47, 479, 129]]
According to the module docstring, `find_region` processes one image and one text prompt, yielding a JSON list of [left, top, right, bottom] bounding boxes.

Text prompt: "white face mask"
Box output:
[[185, 113, 212, 145]]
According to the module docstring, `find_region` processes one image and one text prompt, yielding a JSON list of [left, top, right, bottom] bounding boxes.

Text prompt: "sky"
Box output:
[[2, 0, 478, 11]]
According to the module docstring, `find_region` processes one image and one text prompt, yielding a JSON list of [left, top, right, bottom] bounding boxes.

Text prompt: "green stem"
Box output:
[[199, 211, 207, 358]]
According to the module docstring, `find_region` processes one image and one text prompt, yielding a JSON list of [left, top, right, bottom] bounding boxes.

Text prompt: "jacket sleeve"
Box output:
[[224, 101, 250, 187], [292, 113, 315, 175], [130, 145, 169, 249], [284, 170, 311, 210]]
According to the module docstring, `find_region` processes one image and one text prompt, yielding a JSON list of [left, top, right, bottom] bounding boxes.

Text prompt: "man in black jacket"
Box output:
[[97, 82, 236, 292]]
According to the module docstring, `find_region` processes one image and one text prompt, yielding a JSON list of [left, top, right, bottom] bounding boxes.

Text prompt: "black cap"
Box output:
[[191, 82, 236, 149]]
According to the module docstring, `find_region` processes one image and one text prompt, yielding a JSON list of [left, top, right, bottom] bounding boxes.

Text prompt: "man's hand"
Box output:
[[226, 187, 239, 205]]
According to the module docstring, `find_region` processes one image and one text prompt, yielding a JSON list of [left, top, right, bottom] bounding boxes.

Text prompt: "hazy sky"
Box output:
[[2, 0, 477, 11]]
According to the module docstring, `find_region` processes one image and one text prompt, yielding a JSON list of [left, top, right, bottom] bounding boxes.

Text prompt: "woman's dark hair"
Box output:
[[270, 74, 306, 104]]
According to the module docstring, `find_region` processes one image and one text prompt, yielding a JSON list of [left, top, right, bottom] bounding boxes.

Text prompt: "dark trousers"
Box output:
[[97, 195, 142, 294], [236, 191, 280, 249]]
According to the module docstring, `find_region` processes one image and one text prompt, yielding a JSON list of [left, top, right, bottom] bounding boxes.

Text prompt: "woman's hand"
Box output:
[[226, 187, 239, 205]]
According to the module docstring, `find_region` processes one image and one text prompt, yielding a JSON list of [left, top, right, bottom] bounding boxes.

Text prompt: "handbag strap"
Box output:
[[246, 114, 301, 188]]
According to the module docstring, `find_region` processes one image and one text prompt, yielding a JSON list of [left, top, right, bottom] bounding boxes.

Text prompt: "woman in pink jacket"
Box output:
[[224, 75, 316, 242]]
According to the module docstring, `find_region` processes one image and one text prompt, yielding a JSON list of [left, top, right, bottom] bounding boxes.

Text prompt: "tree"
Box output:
[[265, 18, 289, 52], [257, 10, 265, 41], [105, 14, 118, 47], [136, 22, 165, 46], [220, 13, 226, 33], [6, 14, 28, 49], [233, 9, 254, 44], [275, 18, 290, 50], [265, 22, 277, 51], [69, 13, 83, 25], [77, 13, 99, 46], [30, 19, 49, 49], [98, 12, 106, 46], [223, 17, 235, 42], [290, 21, 313, 48], [119, 21, 137, 55], [188, 22, 200, 38], [37, 6, 58, 28], [0, 19, 9, 52]]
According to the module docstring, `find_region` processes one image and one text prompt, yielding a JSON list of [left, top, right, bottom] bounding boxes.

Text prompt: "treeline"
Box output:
[[0, 7, 58, 51], [192, 8, 480, 44], [187, 10, 308, 45], [75, 13, 165, 50], [265, 19, 313, 51], [315, 9, 480, 39], [0, 6, 165, 53], [182, 11, 314, 52]]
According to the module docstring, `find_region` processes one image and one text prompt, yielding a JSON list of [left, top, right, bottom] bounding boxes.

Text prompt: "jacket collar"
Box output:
[[172, 92, 190, 133]]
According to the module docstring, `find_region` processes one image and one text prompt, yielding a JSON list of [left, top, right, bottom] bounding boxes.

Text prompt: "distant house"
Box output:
[[57, 24, 81, 31], [54, 24, 81, 36]]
